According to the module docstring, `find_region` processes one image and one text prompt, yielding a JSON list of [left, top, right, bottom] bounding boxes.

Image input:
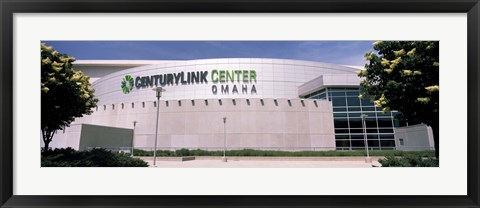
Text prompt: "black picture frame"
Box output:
[[1, 0, 479, 207]]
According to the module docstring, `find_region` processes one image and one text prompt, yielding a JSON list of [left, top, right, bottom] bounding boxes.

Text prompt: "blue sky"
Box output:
[[43, 41, 374, 66]]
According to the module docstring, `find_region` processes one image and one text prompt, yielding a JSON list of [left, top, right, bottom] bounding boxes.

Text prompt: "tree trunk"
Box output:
[[43, 140, 50, 154], [41, 129, 55, 153]]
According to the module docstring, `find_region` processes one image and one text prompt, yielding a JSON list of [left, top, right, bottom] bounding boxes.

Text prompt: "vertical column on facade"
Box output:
[[344, 89, 352, 151], [391, 112, 397, 150]]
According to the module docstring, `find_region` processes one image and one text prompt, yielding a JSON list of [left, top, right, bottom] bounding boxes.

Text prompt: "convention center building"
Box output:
[[47, 58, 435, 151]]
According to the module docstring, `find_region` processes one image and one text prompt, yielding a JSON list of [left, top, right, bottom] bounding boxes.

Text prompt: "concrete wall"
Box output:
[[79, 124, 133, 151], [394, 124, 435, 151], [44, 124, 133, 151], [298, 74, 362, 97], [50, 98, 336, 151]]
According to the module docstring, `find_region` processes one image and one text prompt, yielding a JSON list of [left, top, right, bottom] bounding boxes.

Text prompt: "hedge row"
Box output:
[[133, 148, 436, 157], [42, 148, 148, 167], [379, 155, 439, 167]]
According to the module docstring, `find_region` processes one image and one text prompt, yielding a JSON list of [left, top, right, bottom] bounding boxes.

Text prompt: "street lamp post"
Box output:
[[361, 114, 372, 163], [222, 117, 227, 162], [153, 87, 166, 167], [131, 121, 137, 157]]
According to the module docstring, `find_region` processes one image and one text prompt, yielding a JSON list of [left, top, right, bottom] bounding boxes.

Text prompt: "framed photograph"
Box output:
[[1, 0, 479, 207]]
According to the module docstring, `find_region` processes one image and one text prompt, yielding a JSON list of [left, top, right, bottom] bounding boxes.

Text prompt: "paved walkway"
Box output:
[[140, 157, 382, 168]]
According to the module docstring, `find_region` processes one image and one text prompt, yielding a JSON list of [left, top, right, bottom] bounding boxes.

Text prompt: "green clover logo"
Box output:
[[121, 75, 134, 94]]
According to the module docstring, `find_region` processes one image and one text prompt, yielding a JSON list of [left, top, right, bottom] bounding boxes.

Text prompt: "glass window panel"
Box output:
[[377, 118, 393, 127], [331, 92, 346, 97], [335, 140, 350, 147], [351, 140, 366, 147], [335, 135, 350, 140], [378, 128, 394, 133], [367, 134, 379, 139], [349, 118, 362, 128], [351, 147, 365, 150], [332, 97, 346, 106], [350, 135, 364, 140], [346, 91, 359, 96], [348, 107, 361, 112], [365, 118, 377, 128], [368, 140, 380, 147], [361, 98, 373, 106], [318, 93, 326, 99], [333, 113, 348, 117], [347, 97, 361, 106], [364, 112, 376, 117], [335, 129, 349, 134], [379, 134, 395, 139], [333, 107, 347, 112], [377, 111, 391, 117], [366, 128, 378, 133], [349, 113, 361, 117], [380, 140, 396, 147], [349, 129, 364, 133], [334, 118, 349, 128], [362, 106, 376, 111]]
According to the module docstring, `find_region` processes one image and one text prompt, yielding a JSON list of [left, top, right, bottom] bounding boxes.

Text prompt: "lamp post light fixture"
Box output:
[[152, 87, 166, 167], [361, 114, 372, 163], [222, 117, 227, 162], [131, 121, 137, 157]]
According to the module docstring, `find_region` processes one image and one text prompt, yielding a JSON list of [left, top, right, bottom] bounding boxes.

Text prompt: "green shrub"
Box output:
[[131, 149, 435, 157], [133, 149, 177, 157], [133, 149, 152, 156], [175, 148, 190, 156], [379, 155, 438, 167], [42, 148, 148, 167]]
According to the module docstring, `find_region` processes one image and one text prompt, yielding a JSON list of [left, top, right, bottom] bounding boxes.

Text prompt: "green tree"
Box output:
[[41, 43, 98, 152], [358, 41, 439, 158]]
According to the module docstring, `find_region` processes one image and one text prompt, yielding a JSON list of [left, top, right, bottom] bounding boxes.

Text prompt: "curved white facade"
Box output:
[[45, 58, 436, 152], [92, 58, 359, 105], [49, 58, 396, 151], [54, 99, 336, 151]]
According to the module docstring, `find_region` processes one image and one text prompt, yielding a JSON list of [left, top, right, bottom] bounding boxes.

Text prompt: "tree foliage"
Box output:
[[359, 41, 439, 157], [41, 43, 98, 151]]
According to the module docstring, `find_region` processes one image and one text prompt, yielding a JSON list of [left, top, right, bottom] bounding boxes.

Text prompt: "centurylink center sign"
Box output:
[[121, 69, 258, 95]]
